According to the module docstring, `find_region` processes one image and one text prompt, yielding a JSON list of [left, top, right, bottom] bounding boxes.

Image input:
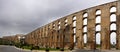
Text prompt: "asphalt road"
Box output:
[[72, 49, 120, 52], [1, 45, 120, 52], [0, 45, 31, 52], [72, 49, 101, 52]]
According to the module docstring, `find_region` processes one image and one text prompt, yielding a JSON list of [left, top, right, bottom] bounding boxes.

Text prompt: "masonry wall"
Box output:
[[25, 1, 120, 50], [2, 34, 24, 43]]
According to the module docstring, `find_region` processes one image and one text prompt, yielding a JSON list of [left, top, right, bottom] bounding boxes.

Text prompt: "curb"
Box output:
[[13, 46, 31, 51], [13, 46, 72, 52]]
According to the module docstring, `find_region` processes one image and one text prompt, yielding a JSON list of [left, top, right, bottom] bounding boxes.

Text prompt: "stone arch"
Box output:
[[65, 18, 68, 23], [83, 12, 88, 25], [73, 16, 77, 20], [83, 34, 87, 47], [110, 14, 116, 22], [82, 12, 88, 49], [95, 9, 101, 49], [72, 16, 77, 46], [73, 16, 77, 27], [110, 23, 117, 31], [58, 21, 61, 30], [95, 33, 101, 49], [73, 20, 76, 27], [110, 6, 117, 13], [109, 6, 117, 49], [96, 16, 101, 23], [96, 9, 101, 15], [65, 18, 68, 26], [110, 32, 117, 48], [83, 18, 87, 25], [83, 26, 87, 32], [96, 25, 101, 31], [83, 12, 88, 18]]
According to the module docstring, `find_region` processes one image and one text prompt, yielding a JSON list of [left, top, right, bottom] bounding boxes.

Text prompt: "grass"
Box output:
[[22, 46, 32, 49], [38, 48, 60, 51], [96, 44, 101, 48]]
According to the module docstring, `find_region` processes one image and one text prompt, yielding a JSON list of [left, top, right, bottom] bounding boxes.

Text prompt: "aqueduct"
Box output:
[[24, 0, 120, 50]]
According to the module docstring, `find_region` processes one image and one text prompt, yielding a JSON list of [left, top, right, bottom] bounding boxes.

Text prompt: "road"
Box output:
[[72, 49, 120, 52], [72, 49, 101, 52], [0, 45, 31, 52], [1, 45, 120, 52]]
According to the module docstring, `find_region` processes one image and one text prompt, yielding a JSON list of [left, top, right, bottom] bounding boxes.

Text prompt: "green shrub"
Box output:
[[22, 46, 32, 49]]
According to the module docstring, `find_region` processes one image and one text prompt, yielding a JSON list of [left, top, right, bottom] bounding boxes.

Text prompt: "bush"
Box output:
[[45, 49, 49, 51], [56, 47, 60, 49], [22, 46, 32, 49], [14, 43, 22, 48], [33, 46, 39, 50], [60, 49, 64, 51]]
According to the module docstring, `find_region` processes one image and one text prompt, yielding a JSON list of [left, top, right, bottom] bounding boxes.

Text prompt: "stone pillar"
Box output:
[[51, 23, 54, 48], [47, 24, 50, 48], [53, 21, 58, 48], [46, 25, 49, 47], [76, 12, 84, 49], [87, 9, 96, 49], [55, 21, 59, 48], [117, 0, 120, 49], [60, 18, 65, 48], [67, 15, 74, 49], [39, 28, 42, 47], [49, 23, 53, 48], [101, 5, 110, 50], [42, 27, 44, 48], [40, 28, 42, 47], [58, 19, 62, 48], [43, 27, 45, 48]]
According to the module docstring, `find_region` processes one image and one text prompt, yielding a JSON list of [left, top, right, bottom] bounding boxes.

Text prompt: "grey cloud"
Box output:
[[0, 0, 116, 37]]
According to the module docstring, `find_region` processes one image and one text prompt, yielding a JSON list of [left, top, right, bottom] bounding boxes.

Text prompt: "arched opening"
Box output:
[[83, 12, 88, 49], [65, 19, 68, 26], [83, 34, 87, 48], [96, 16, 101, 23], [58, 25, 60, 30], [73, 16, 76, 20], [73, 21, 76, 27], [95, 33, 101, 49], [73, 16, 77, 46], [83, 18, 87, 25], [58, 21, 61, 30], [110, 23, 116, 31], [74, 33, 76, 44], [96, 25, 101, 31], [65, 23, 67, 26], [65, 19, 68, 23], [53, 24, 55, 29], [110, 14, 116, 22], [83, 12, 88, 25], [83, 13, 88, 18], [58, 21, 61, 24], [95, 9, 101, 49], [110, 6, 117, 50], [110, 32, 116, 49], [96, 10, 101, 15], [73, 28, 76, 34], [110, 6, 116, 13], [83, 26, 87, 32]]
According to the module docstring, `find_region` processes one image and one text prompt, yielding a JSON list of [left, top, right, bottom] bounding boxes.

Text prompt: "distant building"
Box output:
[[2, 34, 25, 43]]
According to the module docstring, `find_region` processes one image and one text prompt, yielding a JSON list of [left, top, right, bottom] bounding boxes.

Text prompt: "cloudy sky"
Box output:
[[0, 0, 116, 38]]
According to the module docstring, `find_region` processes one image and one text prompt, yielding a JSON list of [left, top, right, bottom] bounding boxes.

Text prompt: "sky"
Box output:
[[0, 0, 117, 43]]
